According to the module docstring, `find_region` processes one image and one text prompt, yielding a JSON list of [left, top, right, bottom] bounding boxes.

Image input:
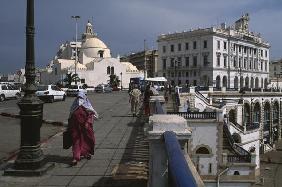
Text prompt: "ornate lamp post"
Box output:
[[71, 15, 80, 85], [5, 0, 51, 176]]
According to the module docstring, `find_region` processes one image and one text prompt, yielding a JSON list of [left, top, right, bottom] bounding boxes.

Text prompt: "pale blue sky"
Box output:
[[0, 0, 281, 73]]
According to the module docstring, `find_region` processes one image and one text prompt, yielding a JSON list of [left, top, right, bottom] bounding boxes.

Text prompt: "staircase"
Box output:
[[222, 123, 251, 162]]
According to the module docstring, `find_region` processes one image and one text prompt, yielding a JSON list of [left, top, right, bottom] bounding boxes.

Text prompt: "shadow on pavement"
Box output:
[[92, 117, 148, 187]]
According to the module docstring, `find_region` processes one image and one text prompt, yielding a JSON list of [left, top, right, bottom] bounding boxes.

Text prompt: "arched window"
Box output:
[[98, 50, 104, 58], [196, 147, 210, 154], [234, 171, 240, 175], [107, 66, 110, 75], [216, 76, 221, 88], [223, 76, 227, 88], [110, 67, 114, 75]]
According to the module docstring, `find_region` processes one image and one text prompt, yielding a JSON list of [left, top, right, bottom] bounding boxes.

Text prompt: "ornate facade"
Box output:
[[157, 14, 270, 89]]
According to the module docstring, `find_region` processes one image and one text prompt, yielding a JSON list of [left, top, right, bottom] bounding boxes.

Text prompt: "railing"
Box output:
[[229, 121, 244, 132], [167, 112, 217, 119], [245, 122, 260, 131], [223, 123, 251, 160], [195, 90, 210, 105], [227, 155, 251, 163], [164, 131, 197, 187]]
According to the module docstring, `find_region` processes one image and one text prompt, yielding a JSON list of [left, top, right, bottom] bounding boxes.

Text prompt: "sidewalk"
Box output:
[[0, 107, 148, 187]]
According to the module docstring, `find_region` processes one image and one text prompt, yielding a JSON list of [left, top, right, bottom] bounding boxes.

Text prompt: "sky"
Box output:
[[0, 0, 282, 74]]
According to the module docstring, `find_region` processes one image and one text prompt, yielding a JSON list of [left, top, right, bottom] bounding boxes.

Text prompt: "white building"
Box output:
[[157, 14, 270, 89], [41, 21, 143, 88]]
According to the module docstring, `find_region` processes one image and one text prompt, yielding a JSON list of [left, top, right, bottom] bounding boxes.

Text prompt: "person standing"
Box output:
[[68, 91, 98, 166], [129, 84, 141, 116], [143, 84, 154, 116]]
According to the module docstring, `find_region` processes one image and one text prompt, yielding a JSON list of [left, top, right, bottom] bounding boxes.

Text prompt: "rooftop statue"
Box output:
[[235, 13, 250, 33]]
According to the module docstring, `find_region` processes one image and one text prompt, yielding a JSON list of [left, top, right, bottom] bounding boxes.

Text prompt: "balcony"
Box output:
[[167, 112, 217, 119]]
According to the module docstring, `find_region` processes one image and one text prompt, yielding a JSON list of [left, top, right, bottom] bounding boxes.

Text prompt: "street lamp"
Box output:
[[5, 0, 51, 175], [71, 15, 80, 85], [120, 72, 123, 90]]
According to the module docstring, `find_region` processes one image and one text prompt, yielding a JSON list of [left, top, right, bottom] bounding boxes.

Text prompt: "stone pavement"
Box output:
[[0, 92, 148, 187]]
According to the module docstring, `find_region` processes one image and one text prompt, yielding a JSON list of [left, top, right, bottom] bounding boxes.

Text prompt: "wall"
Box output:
[[188, 120, 219, 175]]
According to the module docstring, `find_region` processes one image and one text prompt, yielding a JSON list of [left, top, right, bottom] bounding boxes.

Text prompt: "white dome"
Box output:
[[81, 37, 111, 58], [82, 37, 108, 49]]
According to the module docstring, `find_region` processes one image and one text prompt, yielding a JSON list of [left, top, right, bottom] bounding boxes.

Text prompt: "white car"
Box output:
[[0, 84, 21, 101], [66, 85, 87, 96], [36, 85, 66, 103]]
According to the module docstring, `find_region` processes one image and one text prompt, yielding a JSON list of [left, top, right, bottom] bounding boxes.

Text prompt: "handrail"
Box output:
[[167, 112, 217, 119], [223, 123, 251, 161], [195, 90, 210, 105], [229, 121, 244, 132], [164, 131, 197, 187]]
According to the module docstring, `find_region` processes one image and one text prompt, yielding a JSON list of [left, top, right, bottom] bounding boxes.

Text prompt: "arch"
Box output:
[[234, 76, 238, 90], [232, 133, 241, 143], [244, 103, 251, 126], [263, 101, 271, 144], [255, 77, 259, 89], [245, 77, 249, 88], [229, 109, 236, 123], [234, 171, 240, 175], [251, 77, 254, 88], [193, 145, 213, 156], [196, 147, 210, 154], [107, 66, 110, 75], [98, 50, 104, 58], [110, 66, 114, 75], [216, 75, 221, 88], [222, 76, 227, 88], [253, 102, 261, 125], [264, 78, 268, 89], [240, 76, 244, 88]]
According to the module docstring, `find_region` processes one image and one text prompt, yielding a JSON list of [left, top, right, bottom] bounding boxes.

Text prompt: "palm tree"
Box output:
[[109, 74, 120, 88], [64, 73, 80, 86]]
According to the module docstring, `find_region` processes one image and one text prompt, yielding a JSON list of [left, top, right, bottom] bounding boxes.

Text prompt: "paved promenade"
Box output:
[[0, 92, 148, 187]]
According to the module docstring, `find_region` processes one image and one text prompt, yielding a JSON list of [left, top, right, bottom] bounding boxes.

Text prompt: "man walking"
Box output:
[[129, 84, 141, 117]]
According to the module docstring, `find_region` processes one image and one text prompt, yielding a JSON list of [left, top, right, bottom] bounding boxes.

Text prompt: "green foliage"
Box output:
[[63, 73, 80, 86], [109, 74, 120, 88]]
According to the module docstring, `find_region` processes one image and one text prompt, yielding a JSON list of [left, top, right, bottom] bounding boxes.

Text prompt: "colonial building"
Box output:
[[157, 14, 270, 89], [40, 21, 143, 87], [120, 50, 158, 78]]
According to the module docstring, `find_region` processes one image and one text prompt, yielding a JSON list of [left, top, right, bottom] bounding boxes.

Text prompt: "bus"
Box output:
[[145, 77, 167, 91]]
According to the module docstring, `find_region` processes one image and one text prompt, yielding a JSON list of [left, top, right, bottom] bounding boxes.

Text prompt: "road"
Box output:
[[0, 91, 131, 163]]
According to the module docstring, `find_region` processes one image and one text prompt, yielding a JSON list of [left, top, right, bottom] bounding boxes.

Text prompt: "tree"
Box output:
[[109, 74, 120, 88], [63, 73, 80, 86]]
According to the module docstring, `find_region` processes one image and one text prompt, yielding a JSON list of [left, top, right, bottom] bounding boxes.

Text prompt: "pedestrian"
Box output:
[[186, 99, 190, 112], [143, 84, 154, 116], [129, 84, 142, 116], [168, 83, 172, 95], [164, 83, 168, 102], [68, 91, 98, 166]]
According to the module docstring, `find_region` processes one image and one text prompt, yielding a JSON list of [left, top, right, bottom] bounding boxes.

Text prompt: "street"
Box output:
[[0, 91, 132, 164]]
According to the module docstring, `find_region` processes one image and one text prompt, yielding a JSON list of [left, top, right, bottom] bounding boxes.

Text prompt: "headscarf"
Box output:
[[70, 91, 98, 118]]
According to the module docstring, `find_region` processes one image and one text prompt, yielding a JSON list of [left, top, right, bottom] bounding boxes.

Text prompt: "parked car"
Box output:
[[95, 84, 113, 93], [66, 85, 87, 96], [36, 85, 66, 103], [0, 83, 21, 102]]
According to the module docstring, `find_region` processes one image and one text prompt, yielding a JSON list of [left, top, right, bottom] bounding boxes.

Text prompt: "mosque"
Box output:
[[40, 21, 143, 88]]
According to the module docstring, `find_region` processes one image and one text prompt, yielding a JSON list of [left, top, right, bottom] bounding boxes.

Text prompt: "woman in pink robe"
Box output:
[[69, 91, 98, 166]]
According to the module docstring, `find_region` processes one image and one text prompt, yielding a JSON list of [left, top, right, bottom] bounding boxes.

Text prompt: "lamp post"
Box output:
[[120, 72, 123, 90], [5, 0, 50, 175], [71, 15, 80, 85]]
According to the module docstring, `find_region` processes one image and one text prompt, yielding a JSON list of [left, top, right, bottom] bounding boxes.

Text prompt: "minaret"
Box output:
[[82, 20, 97, 40]]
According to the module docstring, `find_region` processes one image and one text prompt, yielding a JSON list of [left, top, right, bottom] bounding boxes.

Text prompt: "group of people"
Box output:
[[129, 83, 154, 117]]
